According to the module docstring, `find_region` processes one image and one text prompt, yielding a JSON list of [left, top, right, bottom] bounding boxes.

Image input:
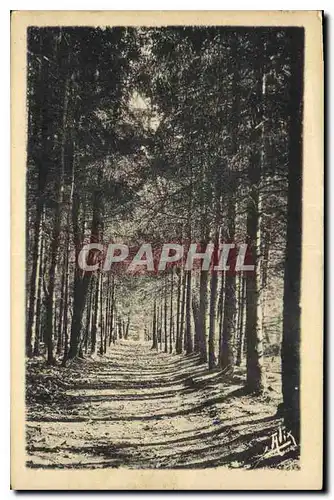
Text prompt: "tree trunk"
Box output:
[[113, 306, 117, 344], [56, 212, 71, 356], [175, 268, 182, 353], [152, 299, 158, 349], [90, 274, 99, 354], [118, 316, 123, 339], [220, 211, 236, 373], [99, 274, 104, 355], [245, 154, 265, 393], [169, 270, 174, 353], [245, 34, 267, 394], [26, 200, 44, 357], [103, 274, 110, 352], [281, 29, 304, 441], [68, 179, 103, 360], [185, 269, 193, 355], [261, 230, 270, 345], [61, 247, 71, 363], [44, 211, 60, 364], [178, 270, 186, 354], [158, 303, 162, 346], [192, 294, 200, 353], [164, 275, 168, 353], [56, 248, 66, 356], [126, 316, 130, 340], [44, 69, 71, 365], [236, 272, 246, 366], [83, 279, 93, 354], [109, 275, 115, 345], [217, 270, 225, 347], [208, 269, 218, 370], [32, 216, 45, 357], [198, 269, 208, 362]]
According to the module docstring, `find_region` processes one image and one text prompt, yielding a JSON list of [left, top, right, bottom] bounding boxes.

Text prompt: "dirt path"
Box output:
[[26, 341, 289, 469]]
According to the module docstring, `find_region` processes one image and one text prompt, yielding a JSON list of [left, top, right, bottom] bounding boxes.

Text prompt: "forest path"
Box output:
[[26, 341, 285, 469]]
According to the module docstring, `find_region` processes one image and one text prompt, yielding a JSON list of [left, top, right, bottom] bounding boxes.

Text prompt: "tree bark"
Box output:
[[185, 269, 193, 355], [245, 36, 267, 393], [68, 178, 103, 360], [281, 29, 304, 440], [175, 268, 182, 352], [90, 273, 100, 354], [169, 270, 174, 353], [164, 275, 168, 353], [26, 200, 44, 357], [99, 274, 104, 355], [32, 214, 45, 357], [236, 272, 246, 366], [109, 275, 115, 346], [220, 211, 236, 373], [198, 268, 208, 362], [152, 299, 158, 349], [179, 270, 186, 354], [208, 269, 218, 370], [192, 294, 200, 353]]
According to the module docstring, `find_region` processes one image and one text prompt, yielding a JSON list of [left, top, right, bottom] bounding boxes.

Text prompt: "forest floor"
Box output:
[[26, 341, 299, 470]]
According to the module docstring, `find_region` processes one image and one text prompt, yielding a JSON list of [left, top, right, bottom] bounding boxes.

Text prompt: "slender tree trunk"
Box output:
[[218, 270, 225, 349], [152, 299, 158, 349], [160, 294, 164, 349], [281, 30, 304, 440], [90, 274, 100, 354], [103, 274, 110, 352], [179, 270, 186, 354], [56, 209, 71, 356], [62, 248, 71, 362], [245, 162, 265, 392], [56, 248, 66, 356], [198, 268, 208, 362], [125, 315, 130, 340], [26, 200, 44, 357], [220, 214, 236, 373], [83, 280, 93, 354], [219, 32, 241, 374], [109, 275, 115, 346], [261, 230, 270, 345], [45, 69, 71, 365], [157, 304, 162, 347], [236, 272, 245, 366], [99, 274, 104, 355], [164, 275, 168, 353], [118, 316, 123, 339], [208, 269, 218, 370], [192, 294, 200, 353], [169, 270, 174, 353], [245, 34, 267, 394], [68, 177, 103, 360], [44, 214, 60, 364], [175, 268, 182, 352], [113, 306, 117, 344], [26, 34, 46, 357], [33, 216, 45, 357], [185, 268, 193, 355]]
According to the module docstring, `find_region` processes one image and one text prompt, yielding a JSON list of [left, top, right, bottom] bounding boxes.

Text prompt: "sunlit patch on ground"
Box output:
[[26, 341, 299, 470]]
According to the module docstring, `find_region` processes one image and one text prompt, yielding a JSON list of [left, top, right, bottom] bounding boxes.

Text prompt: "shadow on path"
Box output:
[[26, 340, 293, 470]]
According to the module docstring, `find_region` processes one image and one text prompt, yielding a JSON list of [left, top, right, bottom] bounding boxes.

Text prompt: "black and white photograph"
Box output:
[[10, 10, 323, 490]]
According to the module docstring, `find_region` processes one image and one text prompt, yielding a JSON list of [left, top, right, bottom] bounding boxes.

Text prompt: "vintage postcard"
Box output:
[[11, 10, 323, 490]]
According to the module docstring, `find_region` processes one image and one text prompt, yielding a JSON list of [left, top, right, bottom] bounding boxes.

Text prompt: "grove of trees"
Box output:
[[26, 26, 304, 440]]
